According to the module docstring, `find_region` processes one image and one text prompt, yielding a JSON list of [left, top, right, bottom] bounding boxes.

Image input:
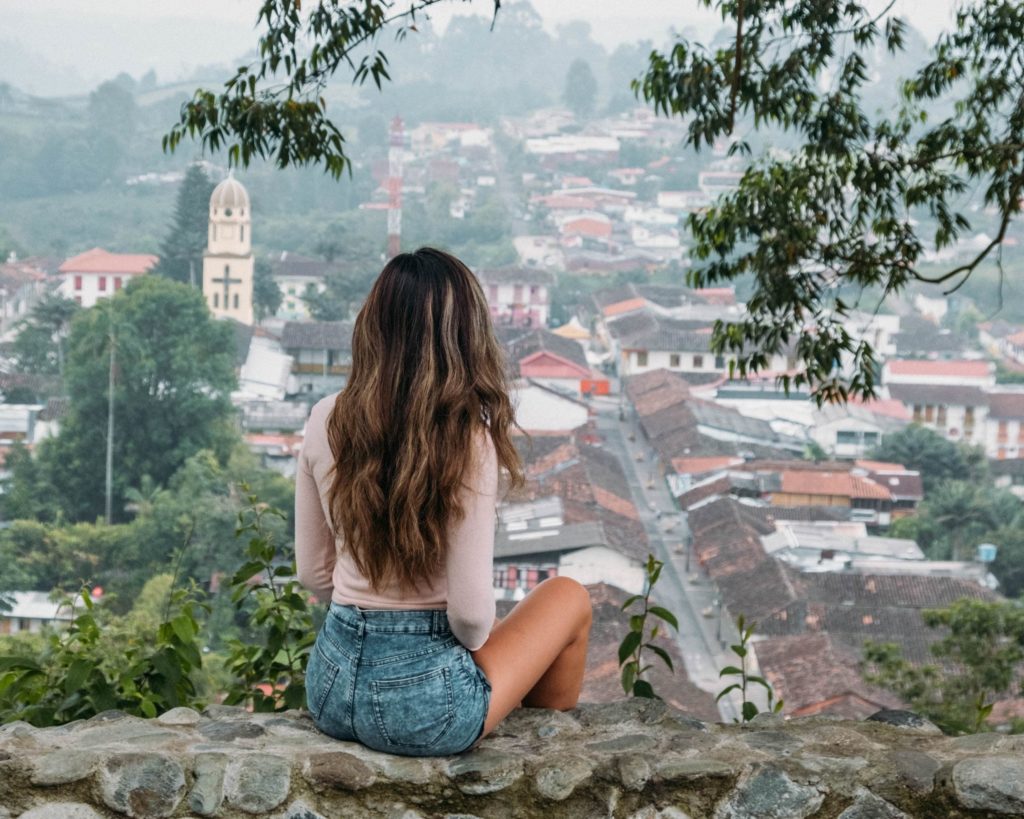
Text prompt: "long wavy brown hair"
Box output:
[[326, 247, 524, 592]]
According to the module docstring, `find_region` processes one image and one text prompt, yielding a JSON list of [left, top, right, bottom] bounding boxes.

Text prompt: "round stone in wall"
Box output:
[[98, 752, 186, 818]]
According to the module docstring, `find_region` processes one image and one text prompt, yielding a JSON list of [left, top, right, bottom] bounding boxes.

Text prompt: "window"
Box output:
[[98, 276, 106, 291], [240, 225, 245, 242], [999, 421, 1008, 442], [912, 404, 923, 422], [936, 405, 947, 426], [224, 264, 230, 276], [286, 301, 295, 311], [715, 355, 726, 369], [924, 405, 935, 423], [513, 285, 523, 304], [233, 293, 239, 309], [863, 432, 879, 445], [213, 293, 219, 309], [114, 277, 122, 290], [693, 355, 704, 369], [74, 275, 82, 291], [669, 354, 680, 368], [836, 431, 858, 444], [636, 351, 648, 367]]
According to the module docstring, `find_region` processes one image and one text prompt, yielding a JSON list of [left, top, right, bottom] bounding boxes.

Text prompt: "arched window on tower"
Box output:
[[233, 293, 239, 309], [224, 264, 230, 275], [212, 224, 217, 241], [240, 225, 245, 242], [213, 293, 219, 309]]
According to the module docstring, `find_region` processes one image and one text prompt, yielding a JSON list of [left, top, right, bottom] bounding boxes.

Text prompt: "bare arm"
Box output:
[[445, 430, 499, 651]]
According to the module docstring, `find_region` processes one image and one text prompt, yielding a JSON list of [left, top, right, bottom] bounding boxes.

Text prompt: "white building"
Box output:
[[477, 267, 553, 329], [268, 252, 330, 321], [203, 175, 255, 325], [0, 591, 74, 635], [493, 498, 644, 598], [57, 248, 157, 308], [511, 381, 590, 432], [809, 403, 909, 459]]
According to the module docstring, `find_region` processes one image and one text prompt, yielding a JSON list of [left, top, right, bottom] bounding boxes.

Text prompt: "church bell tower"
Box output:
[[202, 174, 255, 325]]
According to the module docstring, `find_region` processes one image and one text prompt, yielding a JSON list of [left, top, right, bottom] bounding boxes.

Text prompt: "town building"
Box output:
[[477, 267, 553, 329], [57, 248, 157, 308], [267, 252, 331, 320], [0, 591, 73, 635], [0, 256, 50, 333], [280, 320, 353, 397]]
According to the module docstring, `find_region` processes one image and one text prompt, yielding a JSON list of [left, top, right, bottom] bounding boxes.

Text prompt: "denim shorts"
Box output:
[[305, 603, 493, 757]]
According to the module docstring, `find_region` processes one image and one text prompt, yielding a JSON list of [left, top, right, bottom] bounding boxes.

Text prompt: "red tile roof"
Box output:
[[671, 456, 744, 475], [885, 359, 992, 378], [59, 247, 158, 275], [777, 470, 892, 501], [756, 634, 903, 719], [602, 297, 647, 317]]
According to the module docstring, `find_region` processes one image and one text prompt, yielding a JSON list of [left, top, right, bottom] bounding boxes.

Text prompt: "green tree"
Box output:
[[871, 425, 979, 493], [154, 163, 216, 285], [10, 293, 80, 377], [0, 443, 62, 524], [39, 276, 238, 522], [563, 58, 598, 119], [253, 257, 283, 321], [988, 526, 1024, 601], [163, 1, 1024, 402], [863, 599, 1024, 734]]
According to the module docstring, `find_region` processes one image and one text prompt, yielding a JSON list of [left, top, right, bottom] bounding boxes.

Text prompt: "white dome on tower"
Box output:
[[210, 175, 250, 214]]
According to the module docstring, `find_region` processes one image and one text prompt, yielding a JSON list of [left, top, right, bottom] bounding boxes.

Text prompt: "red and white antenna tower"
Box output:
[[386, 115, 404, 259]]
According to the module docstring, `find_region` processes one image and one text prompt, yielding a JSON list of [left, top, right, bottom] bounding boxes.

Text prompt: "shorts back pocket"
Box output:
[[370, 666, 456, 750]]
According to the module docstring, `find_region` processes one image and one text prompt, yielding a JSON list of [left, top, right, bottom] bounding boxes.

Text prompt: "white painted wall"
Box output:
[[558, 546, 644, 594], [511, 383, 589, 431]]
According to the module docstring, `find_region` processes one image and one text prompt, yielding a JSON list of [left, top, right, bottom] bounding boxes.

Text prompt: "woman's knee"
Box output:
[[538, 575, 592, 626]]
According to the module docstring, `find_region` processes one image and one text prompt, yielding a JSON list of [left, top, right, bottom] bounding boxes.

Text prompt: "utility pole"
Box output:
[[105, 309, 115, 525]]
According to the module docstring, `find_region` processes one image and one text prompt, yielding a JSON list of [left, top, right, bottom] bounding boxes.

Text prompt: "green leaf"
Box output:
[[63, 658, 92, 696], [741, 701, 759, 722], [647, 644, 674, 672], [619, 631, 642, 665], [170, 615, 196, 644], [649, 606, 679, 630], [621, 663, 636, 695], [718, 665, 743, 677], [632, 680, 657, 699], [620, 594, 643, 611], [716, 683, 740, 701]]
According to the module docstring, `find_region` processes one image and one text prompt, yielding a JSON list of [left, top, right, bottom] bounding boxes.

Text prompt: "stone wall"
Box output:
[[1, 700, 1023, 818]]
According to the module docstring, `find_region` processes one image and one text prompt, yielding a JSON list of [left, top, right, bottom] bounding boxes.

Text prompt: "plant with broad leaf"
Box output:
[[0, 585, 208, 726], [222, 486, 317, 712], [717, 614, 783, 722], [618, 555, 679, 699]]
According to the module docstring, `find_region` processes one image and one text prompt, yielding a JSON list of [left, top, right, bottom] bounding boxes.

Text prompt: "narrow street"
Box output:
[[592, 396, 740, 722]]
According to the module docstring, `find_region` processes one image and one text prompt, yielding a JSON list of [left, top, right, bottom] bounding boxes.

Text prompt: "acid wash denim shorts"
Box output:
[[305, 603, 493, 757]]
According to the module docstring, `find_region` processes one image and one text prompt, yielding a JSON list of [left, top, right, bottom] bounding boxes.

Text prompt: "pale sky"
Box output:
[[2, 0, 962, 93]]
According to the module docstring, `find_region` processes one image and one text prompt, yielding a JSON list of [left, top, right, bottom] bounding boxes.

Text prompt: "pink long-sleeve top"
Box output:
[[294, 393, 498, 651]]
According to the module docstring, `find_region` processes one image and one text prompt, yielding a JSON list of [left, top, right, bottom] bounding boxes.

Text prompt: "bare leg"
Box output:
[[470, 576, 592, 737]]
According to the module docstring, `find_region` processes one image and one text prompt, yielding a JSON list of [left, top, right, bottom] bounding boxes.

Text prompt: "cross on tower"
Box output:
[[211, 265, 242, 310]]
